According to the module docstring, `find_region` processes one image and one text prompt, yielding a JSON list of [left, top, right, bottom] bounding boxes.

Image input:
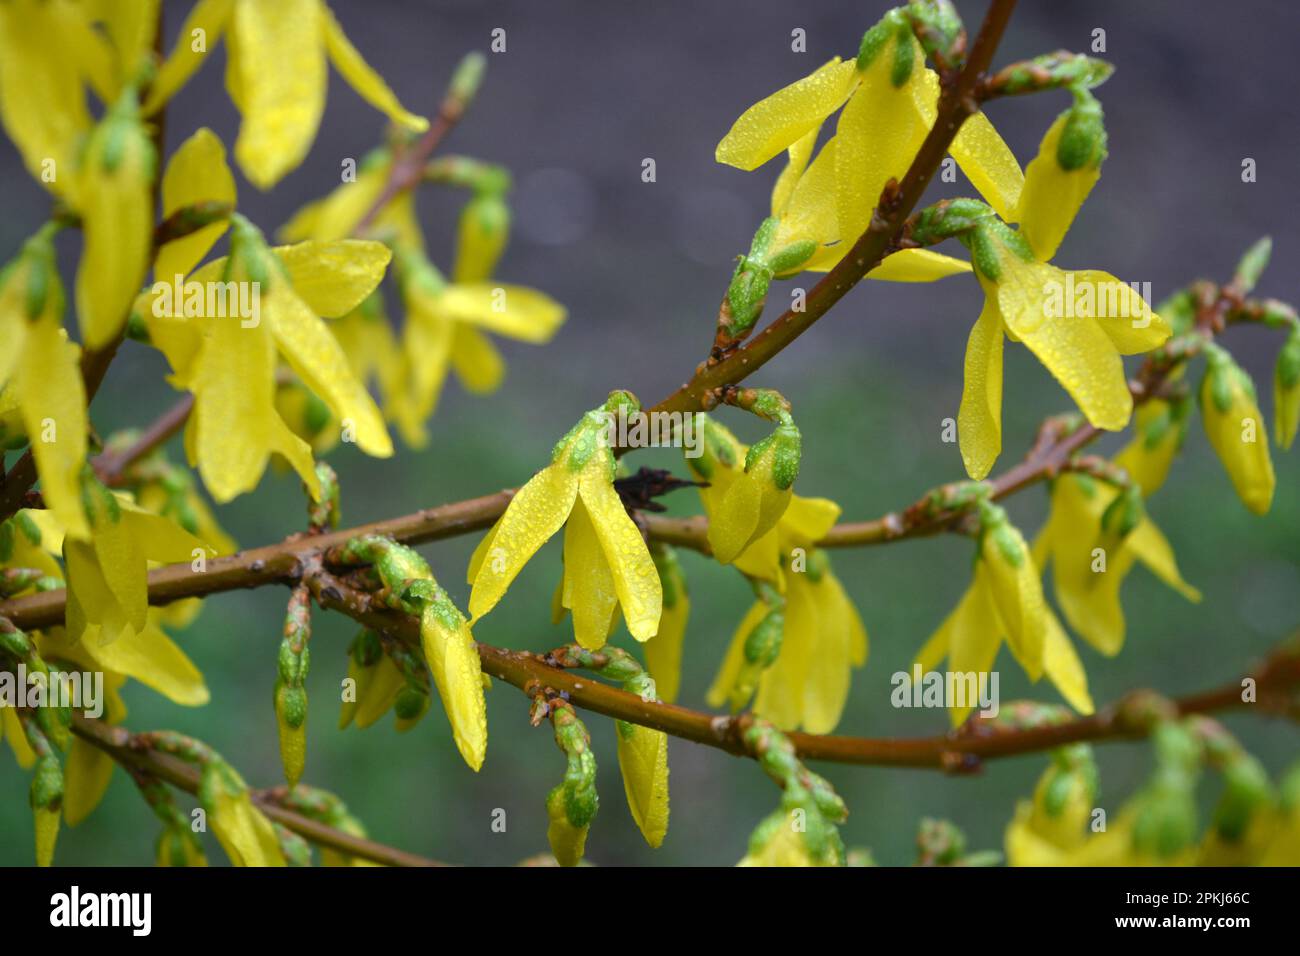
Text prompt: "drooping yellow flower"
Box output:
[[917, 504, 1061, 724], [155, 127, 237, 287], [1032, 474, 1199, 657], [72, 89, 155, 350], [957, 104, 1171, 480], [420, 596, 489, 772], [467, 393, 662, 646], [0, 228, 90, 539], [145, 0, 427, 189], [709, 550, 868, 734], [143, 216, 394, 502], [642, 544, 690, 703], [684, 414, 802, 566], [1201, 345, 1275, 515], [717, 12, 1023, 261]]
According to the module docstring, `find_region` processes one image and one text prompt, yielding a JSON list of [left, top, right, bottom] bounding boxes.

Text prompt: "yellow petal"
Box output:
[[17, 316, 89, 539], [278, 159, 390, 243], [616, 722, 670, 848], [946, 567, 1003, 726], [274, 239, 391, 318], [1126, 518, 1201, 603], [143, 0, 233, 113], [757, 581, 812, 731], [353, 655, 403, 729], [643, 568, 689, 703], [779, 494, 841, 544], [157, 127, 236, 283], [390, 294, 453, 446], [800, 576, 853, 734], [81, 614, 210, 705], [63, 737, 115, 826], [321, 4, 427, 131], [1042, 609, 1094, 715], [265, 281, 392, 458], [578, 460, 662, 641], [1114, 399, 1182, 497], [866, 248, 972, 282], [450, 325, 505, 394], [2, 706, 36, 768], [34, 806, 59, 866], [989, 264, 1132, 432], [562, 498, 620, 650], [715, 58, 857, 171], [421, 603, 488, 771], [435, 283, 566, 344], [912, 66, 1023, 221], [229, 0, 326, 189], [1014, 113, 1100, 262], [211, 786, 285, 867], [957, 298, 1005, 479], [468, 462, 578, 621], [834, 50, 928, 249], [980, 526, 1046, 680]]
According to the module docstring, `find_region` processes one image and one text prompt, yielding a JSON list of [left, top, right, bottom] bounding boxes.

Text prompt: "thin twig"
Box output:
[[71, 717, 448, 867]]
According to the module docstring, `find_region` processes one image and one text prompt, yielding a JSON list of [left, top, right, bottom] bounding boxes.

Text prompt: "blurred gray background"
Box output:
[[2, 0, 1297, 866]]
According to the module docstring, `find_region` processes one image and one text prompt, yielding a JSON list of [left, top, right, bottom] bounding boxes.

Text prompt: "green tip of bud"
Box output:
[[1234, 236, 1272, 293], [450, 52, 487, 108], [890, 21, 916, 87], [1056, 93, 1108, 172]]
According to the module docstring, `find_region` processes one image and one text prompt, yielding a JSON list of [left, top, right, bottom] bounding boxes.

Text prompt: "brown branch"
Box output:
[[71, 717, 447, 867], [306, 569, 1300, 772], [94, 394, 195, 485]]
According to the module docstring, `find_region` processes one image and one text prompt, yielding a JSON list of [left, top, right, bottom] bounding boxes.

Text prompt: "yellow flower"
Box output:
[[717, 14, 1023, 250], [957, 106, 1171, 480], [917, 506, 1061, 724], [1032, 473, 1200, 657], [467, 393, 662, 647], [615, 719, 669, 848], [642, 545, 690, 703], [1004, 752, 1096, 866], [155, 128, 237, 287], [684, 414, 802, 566], [143, 215, 394, 502], [420, 596, 488, 772], [200, 761, 286, 867], [72, 90, 155, 350], [1201, 345, 1275, 515], [145, 0, 427, 189], [709, 551, 867, 734], [0, 228, 90, 539]]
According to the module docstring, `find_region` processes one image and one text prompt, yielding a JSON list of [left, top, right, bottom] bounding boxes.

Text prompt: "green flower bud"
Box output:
[[1214, 755, 1272, 842], [1056, 91, 1108, 172], [1234, 236, 1272, 293], [1274, 328, 1300, 449]]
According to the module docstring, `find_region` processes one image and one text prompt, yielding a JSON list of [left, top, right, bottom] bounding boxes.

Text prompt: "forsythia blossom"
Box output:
[[468, 392, 663, 649]]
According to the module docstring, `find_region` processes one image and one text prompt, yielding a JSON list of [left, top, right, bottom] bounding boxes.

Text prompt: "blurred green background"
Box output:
[[2, 0, 1297, 865]]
